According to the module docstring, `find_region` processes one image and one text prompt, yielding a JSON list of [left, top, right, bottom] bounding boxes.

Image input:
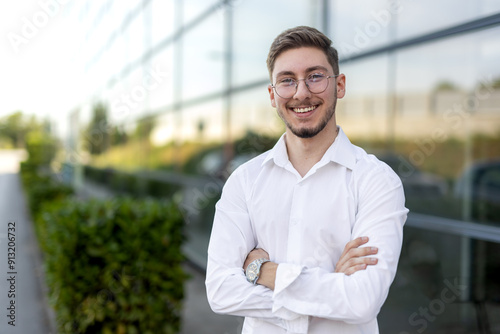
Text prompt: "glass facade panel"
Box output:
[[395, 0, 500, 41], [337, 55, 390, 140], [181, 14, 224, 101], [147, 47, 175, 111], [231, 86, 284, 139], [393, 27, 500, 223], [379, 226, 500, 333], [126, 11, 144, 65], [151, 0, 174, 47], [180, 99, 225, 144], [183, 0, 220, 24], [232, 0, 318, 86], [330, 0, 394, 59]]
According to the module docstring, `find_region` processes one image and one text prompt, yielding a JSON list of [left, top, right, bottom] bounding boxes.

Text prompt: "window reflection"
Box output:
[[391, 27, 500, 224], [395, 0, 500, 41], [182, 14, 224, 101], [232, 0, 317, 86], [330, 0, 393, 58]]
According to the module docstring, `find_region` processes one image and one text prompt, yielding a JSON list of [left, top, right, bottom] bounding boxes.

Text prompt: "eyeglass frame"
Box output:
[[270, 74, 340, 99]]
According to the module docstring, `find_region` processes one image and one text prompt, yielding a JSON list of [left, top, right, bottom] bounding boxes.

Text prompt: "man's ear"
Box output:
[[336, 74, 346, 99], [268, 84, 276, 108]]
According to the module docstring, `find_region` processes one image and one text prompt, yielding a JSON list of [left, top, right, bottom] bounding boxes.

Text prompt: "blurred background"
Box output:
[[1, 0, 500, 333]]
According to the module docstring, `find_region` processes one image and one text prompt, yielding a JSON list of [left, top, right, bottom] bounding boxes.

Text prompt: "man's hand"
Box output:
[[243, 248, 269, 271], [335, 237, 378, 275], [243, 248, 277, 290]]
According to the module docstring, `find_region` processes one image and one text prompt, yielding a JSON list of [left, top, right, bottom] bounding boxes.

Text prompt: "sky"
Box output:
[[0, 1, 83, 132]]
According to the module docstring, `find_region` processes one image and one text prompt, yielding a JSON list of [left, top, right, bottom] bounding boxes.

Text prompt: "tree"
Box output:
[[133, 115, 156, 141], [84, 102, 110, 155], [0, 111, 29, 148]]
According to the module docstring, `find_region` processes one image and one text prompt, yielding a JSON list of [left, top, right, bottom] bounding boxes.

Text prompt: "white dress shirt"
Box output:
[[206, 127, 408, 333]]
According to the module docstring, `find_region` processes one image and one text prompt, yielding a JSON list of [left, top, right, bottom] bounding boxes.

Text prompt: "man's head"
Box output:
[[267, 26, 339, 82], [266, 26, 345, 139]]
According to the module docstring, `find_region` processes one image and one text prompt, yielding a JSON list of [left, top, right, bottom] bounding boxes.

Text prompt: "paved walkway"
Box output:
[[0, 150, 55, 334]]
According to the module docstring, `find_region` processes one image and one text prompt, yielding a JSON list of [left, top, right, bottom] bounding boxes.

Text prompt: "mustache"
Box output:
[[286, 101, 322, 108]]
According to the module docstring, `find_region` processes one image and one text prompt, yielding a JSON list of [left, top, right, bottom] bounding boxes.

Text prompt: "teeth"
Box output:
[[293, 106, 316, 113]]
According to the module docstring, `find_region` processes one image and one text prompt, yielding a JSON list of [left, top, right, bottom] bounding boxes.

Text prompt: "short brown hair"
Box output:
[[266, 26, 339, 82]]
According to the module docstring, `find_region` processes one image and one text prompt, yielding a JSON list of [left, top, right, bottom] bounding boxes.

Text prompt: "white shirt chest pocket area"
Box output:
[[291, 185, 355, 269]]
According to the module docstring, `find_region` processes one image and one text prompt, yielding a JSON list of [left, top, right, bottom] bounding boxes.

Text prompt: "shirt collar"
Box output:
[[262, 126, 357, 170], [262, 133, 288, 168]]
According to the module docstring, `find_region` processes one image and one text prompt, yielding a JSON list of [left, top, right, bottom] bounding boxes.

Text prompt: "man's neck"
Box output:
[[285, 123, 339, 177]]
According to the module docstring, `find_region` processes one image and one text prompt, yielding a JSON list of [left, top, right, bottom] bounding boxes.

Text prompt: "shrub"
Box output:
[[39, 197, 187, 334]]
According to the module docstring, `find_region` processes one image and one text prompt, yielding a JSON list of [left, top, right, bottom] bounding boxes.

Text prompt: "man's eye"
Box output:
[[279, 78, 295, 86], [308, 73, 325, 82]]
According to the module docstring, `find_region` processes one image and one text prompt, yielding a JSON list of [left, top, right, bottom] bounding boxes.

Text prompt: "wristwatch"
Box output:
[[245, 258, 270, 284]]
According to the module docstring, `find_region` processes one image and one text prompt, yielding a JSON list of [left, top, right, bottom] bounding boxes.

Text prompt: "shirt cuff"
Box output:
[[272, 263, 309, 333]]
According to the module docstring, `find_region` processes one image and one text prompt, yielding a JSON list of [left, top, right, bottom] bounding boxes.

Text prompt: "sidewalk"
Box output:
[[0, 151, 55, 334], [180, 264, 243, 334]]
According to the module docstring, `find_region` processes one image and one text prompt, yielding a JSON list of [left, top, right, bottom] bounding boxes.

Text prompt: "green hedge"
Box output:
[[20, 161, 187, 333], [39, 197, 187, 334], [20, 161, 74, 237], [83, 166, 180, 199]]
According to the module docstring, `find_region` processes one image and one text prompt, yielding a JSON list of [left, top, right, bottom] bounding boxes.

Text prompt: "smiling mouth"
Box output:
[[291, 105, 318, 113]]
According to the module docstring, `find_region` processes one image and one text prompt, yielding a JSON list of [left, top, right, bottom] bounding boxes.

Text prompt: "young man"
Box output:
[[206, 26, 408, 333]]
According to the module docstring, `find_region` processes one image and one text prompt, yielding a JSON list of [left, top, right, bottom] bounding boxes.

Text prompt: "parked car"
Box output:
[[454, 160, 500, 223], [377, 153, 448, 198]]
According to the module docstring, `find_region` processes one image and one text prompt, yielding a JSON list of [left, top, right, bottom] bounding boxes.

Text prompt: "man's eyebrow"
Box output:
[[306, 65, 329, 73], [275, 66, 330, 78], [275, 70, 295, 78]]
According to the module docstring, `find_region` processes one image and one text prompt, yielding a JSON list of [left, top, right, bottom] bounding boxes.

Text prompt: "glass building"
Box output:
[[60, 1, 500, 333]]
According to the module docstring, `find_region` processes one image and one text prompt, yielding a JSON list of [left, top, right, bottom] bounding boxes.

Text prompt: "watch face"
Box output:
[[247, 263, 258, 281]]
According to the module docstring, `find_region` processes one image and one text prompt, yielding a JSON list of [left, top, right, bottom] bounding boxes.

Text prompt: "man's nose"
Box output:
[[293, 79, 312, 100]]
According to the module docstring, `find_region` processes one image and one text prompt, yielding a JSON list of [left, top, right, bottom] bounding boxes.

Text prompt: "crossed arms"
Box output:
[[244, 236, 380, 291]]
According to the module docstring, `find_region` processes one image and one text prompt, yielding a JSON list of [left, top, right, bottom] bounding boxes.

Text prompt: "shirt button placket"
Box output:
[[287, 181, 304, 263]]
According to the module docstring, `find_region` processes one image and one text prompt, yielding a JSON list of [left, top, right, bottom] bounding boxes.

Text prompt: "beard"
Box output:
[[277, 97, 337, 139]]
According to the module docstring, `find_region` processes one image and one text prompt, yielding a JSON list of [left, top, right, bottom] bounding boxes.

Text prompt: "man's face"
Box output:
[[268, 47, 345, 139]]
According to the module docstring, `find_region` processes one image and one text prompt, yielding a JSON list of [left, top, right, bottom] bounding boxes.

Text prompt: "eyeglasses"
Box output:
[[271, 73, 339, 99]]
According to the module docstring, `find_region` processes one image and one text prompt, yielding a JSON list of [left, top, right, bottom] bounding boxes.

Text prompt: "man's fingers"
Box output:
[[335, 237, 379, 274], [337, 245, 378, 267], [344, 264, 368, 276], [346, 257, 378, 267], [339, 237, 370, 259], [346, 236, 369, 250], [347, 246, 378, 258], [337, 257, 378, 274]]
